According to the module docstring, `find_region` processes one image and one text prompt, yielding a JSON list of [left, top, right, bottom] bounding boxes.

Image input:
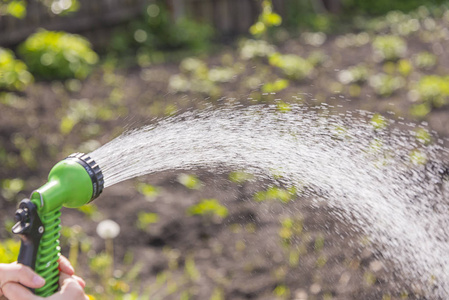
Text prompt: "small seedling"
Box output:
[[136, 212, 159, 230], [187, 199, 228, 219], [0, 47, 33, 91], [372, 35, 407, 61], [269, 53, 314, 81], [178, 174, 202, 189]]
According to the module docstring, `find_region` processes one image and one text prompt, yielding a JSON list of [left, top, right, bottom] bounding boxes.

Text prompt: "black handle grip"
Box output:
[[12, 199, 44, 271]]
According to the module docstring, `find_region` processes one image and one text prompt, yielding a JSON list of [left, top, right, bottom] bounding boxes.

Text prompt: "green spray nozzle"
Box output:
[[30, 153, 104, 213], [12, 153, 104, 297]]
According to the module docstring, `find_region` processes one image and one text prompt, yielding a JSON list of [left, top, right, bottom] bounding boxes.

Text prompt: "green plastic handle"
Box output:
[[29, 159, 95, 296]]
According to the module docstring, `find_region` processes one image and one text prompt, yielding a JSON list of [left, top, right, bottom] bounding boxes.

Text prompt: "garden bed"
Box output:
[[1, 6, 449, 300]]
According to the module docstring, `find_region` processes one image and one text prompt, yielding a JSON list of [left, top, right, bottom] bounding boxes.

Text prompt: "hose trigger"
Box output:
[[12, 199, 44, 272]]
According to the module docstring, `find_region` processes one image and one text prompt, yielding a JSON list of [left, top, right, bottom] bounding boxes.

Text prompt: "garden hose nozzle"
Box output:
[[12, 153, 104, 297]]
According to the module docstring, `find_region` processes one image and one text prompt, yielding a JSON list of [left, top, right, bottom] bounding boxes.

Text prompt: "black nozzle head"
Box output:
[[65, 153, 104, 201]]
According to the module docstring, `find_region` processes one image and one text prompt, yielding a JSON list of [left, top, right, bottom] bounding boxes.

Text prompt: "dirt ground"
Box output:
[[1, 23, 449, 299]]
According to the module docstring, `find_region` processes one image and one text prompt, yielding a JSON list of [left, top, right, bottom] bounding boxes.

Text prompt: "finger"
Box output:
[[72, 275, 86, 289], [58, 256, 75, 276], [0, 264, 45, 289], [58, 272, 71, 285], [2, 282, 41, 300], [54, 274, 88, 300]]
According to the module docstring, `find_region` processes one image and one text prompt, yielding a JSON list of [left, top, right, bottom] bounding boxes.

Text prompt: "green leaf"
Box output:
[[178, 174, 202, 189], [249, 22, 266, 37], [264, 13, 282, 26], [136, 212, 159, 230], [410, 103, 431, 118], [187, 199, 228, 219], [6, 1, 26, 19], [137, 183, 160, 198]]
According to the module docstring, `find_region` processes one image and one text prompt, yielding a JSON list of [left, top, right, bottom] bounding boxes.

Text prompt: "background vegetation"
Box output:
[[1, 0, 448, 299]]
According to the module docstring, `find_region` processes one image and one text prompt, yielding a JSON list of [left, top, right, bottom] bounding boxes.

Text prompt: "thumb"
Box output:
[[0, 264, 45, 289], [2, 282, 41, 300]]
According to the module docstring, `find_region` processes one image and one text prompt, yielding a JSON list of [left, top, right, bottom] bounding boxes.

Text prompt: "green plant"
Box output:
[[397, 59, 413, 77], [42, 0, 80, 15], [60, 99, 97, 135], [262, 79, 289, 93], [137, 183, 160, 199], [187, 199, 228, 219], [178, 174, 202, 189], [278, 217, 303, 246], [229, 171, 254, 184], [249, 0, 282, 38], [1, 178, 25, 201], [273, 284, 290, 299], [180, 57, 208, 76], [307, 50, 329, 67], [0, 47, 33, 91], [113, 2, 213, 56], [372, 35, 407, 61], [269, 53, 314, 81], [208, 67, 237, 83], [0, 239, 20, 263], [1, 0, 79, 18], [19, 30, 98, 79], [414, 51, 437, 70], [343, 0, 446, 16], [0, 0, 26, 18], [254, 186, 296, 203], [416, 75, 449, 107], [239, 39, 276, 60], [136, 212, 159, 230], [369, 73, 405, 96], [337, 64, 369, 85]]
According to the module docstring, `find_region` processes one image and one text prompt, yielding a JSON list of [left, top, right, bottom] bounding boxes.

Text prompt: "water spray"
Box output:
[[12, 153, 104, 297], [8, 105, 449, 298]]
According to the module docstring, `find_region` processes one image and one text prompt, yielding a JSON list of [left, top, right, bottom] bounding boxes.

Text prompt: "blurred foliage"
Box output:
[[249, 0, 282, 38], [337, 64, 369, 85], [178, 173, 202, 190], [40, 0, 80, 15], [187, 199, 228, 219], [229, 171, 254, 184], [1, 178, 25, 201], [279, 217, 303, 246], [136, 212, 159, 230], [372, 35, 407, 61], [239, 39, 276, 60], [414, 51, 437, 70], [0, 0, 79, 18], [415, 75, 449, 107], [269, 53, 314, 81], [111, 1, 213, 59], [137, 183, 160, 199], [1, 1, 449, 299], [254, 186, 297, 203], [19, 30, 98, 80], [262, 79, 290, 93], [0, 239, 20, 263], [0, 47, 33, 91], [0, 0, 26, 18], [343, 0, 449, 15], [369, 73, 405, 97]]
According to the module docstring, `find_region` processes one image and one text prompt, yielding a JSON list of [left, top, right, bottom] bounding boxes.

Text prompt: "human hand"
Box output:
[[0, 256, 88, 300]]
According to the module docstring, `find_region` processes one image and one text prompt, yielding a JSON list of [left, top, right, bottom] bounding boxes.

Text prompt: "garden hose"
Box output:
[[12, 153, 104, 297]]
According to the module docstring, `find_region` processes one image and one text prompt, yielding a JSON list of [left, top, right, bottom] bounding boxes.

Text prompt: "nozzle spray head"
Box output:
[[30, 153, 104, 213]]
